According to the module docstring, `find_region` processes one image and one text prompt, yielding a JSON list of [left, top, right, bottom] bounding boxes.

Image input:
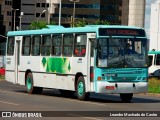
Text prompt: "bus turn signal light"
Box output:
[[97, 77, 101, 81]]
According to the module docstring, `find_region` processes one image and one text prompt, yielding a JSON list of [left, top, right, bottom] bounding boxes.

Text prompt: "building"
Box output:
[[0, 0, 146, 31], [20, 0, 146, 29], [21, 0, 58, 30], [122, 0, 145, 27], [149, 0, 160, 51], [0, 0, 11, 58]]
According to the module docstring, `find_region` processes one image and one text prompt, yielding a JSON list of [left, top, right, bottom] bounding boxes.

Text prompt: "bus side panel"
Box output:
[[39, 57, 75, 90], [5, 56, 16, 83]]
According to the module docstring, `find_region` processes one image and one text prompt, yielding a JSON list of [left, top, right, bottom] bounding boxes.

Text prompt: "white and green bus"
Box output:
[[148, 50, 160, 74], [5, 25, 148, 102]]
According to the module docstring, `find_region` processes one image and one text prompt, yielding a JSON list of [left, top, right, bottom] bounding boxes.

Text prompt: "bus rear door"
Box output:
[[15, 36, 22, 84]]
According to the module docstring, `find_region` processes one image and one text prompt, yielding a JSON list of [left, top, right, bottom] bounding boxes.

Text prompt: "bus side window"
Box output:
[[22, 36, 31, 56], [52, 35, 62, 56], [7, 37, 15, 56], [74, 34, 87, 57], [32, 36, 41, 56], [63, 34, 73, 56], [156, 54, 160, 65], [41, 35, 51, 56]]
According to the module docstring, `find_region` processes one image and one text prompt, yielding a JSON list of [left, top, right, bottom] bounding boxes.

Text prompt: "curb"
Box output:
[[138, 93, 160, 97]]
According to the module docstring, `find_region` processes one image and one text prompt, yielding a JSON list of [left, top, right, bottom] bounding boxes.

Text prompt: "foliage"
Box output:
[[0, 75, 5, 80], [29, 21, 57, 30], [148, 78, 160, 93], [94, 19, 109, 25], [74, 19, 88, 27], [74, 19, 109, 27]]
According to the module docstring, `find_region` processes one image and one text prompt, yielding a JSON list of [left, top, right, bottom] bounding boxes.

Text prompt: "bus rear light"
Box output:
[[90, 66, 94, 82], [90, 73, 94, 82], [90, 73, 94, 79], [106, 86, 115, 90]]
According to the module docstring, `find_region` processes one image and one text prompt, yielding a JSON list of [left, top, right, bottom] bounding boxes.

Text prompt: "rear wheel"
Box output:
[[120, 93, 133, 102], [76, 76, 90, 100], [26, 73, 43, 94]]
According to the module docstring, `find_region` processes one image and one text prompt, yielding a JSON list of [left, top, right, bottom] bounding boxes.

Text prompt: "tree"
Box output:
[[74, 19, 109, 27], [29, 21, 57, 30], [74, 18, 88, 27], [94, 19, 109, 25]]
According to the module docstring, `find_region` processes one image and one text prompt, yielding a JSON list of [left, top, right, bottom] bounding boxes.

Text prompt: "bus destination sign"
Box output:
[[99, 28, 146, 37]]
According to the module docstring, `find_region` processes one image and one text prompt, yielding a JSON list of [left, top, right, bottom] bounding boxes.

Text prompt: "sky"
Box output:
[[145, 0, 157, 38]]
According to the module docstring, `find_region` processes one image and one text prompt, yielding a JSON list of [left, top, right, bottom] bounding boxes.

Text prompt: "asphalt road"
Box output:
[[0, 80, 160, 120]]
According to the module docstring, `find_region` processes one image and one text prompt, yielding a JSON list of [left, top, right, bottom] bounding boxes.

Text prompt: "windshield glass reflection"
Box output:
[[97, 38, 147, 68]]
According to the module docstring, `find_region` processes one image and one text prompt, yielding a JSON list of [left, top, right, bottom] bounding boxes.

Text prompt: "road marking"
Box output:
[[0, 89, 28, 96], [67, 99, 106, 107], [8, 84, 25, 88], [69, 114, 103, 120], [0, 100, 19, 106]]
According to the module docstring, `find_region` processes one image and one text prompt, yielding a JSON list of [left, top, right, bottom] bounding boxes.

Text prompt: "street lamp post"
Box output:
[[70, 0, 79, 27], [48, 0, 51, 24], [0, 35, 7, 39], [59, 0, 62, 26], [37, 10, 46, 23], [19, 12, 24, 30], [11, 8, 19, 31]]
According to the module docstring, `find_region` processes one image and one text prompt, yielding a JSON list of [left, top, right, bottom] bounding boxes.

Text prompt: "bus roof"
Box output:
[[148, 51, 160, 54], [7, 25, 145, 37]]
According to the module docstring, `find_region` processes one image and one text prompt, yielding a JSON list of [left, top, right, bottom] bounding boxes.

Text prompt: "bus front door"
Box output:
[[89, 38, 95, 91], [15, 36, 22, 84]]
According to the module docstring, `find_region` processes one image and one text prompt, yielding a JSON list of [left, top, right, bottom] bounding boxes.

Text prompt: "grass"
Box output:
[[0, 75, 5, 80], [148, 78, 160, 94]]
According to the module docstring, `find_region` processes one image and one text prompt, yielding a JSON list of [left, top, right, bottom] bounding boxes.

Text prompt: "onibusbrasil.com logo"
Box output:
[[1, 112, 42, 118]]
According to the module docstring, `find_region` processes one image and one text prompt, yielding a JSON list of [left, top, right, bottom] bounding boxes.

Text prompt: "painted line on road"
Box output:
[[67, 99, 106, 107], [0, 100, 19, 106], [8, 84, 26, 88], [69, 114, 103, 120], [0, 89, 28, 96]]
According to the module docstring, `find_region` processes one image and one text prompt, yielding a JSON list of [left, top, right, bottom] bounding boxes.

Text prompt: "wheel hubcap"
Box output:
[[27, 77, 31, 90], [78, 82, 84, 96]]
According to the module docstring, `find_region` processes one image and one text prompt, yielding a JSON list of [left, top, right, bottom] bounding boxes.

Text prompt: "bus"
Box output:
[[148, 50, 160, 74], [5, 25, 148, 102]]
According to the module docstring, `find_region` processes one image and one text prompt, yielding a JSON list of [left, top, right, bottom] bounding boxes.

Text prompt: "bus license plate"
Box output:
[[106, 86, 115, 90]]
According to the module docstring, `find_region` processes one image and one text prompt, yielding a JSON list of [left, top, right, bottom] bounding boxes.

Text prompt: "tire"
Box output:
[[120, 93, 133, 102], [76, 76, 90, 100], [26, 73, 43, 94]]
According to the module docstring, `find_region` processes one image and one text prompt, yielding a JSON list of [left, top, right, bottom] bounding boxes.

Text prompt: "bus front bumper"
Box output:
[[96, 82, 148, 94]]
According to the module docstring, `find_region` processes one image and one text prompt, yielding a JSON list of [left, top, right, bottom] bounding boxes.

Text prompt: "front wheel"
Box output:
[[76, 76, 90, 100], [120, 93, 133, 102]]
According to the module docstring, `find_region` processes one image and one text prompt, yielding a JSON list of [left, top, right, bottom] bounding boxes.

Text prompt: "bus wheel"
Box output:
[[26, 73, 43, 94], [76, 76, 90, 100], [120, 93, 133, 102]]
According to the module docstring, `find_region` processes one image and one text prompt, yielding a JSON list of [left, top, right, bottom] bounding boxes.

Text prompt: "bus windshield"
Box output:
[[97, 37, 147, 68], [148, 55, 153, 67]]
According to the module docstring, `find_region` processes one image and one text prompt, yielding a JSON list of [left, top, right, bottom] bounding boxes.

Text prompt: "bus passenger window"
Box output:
[[63, 34, 73, 56], [7, 37, 15, 56], [22, 36, 31, 56], [52, 35, 62, 56], [74, 34, 87, 57], [41, 35, 51, 56], [32, 36, 41, 56]]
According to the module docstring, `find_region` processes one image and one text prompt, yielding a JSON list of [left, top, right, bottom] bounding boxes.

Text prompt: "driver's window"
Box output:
[[98, 39, 108, 67]]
